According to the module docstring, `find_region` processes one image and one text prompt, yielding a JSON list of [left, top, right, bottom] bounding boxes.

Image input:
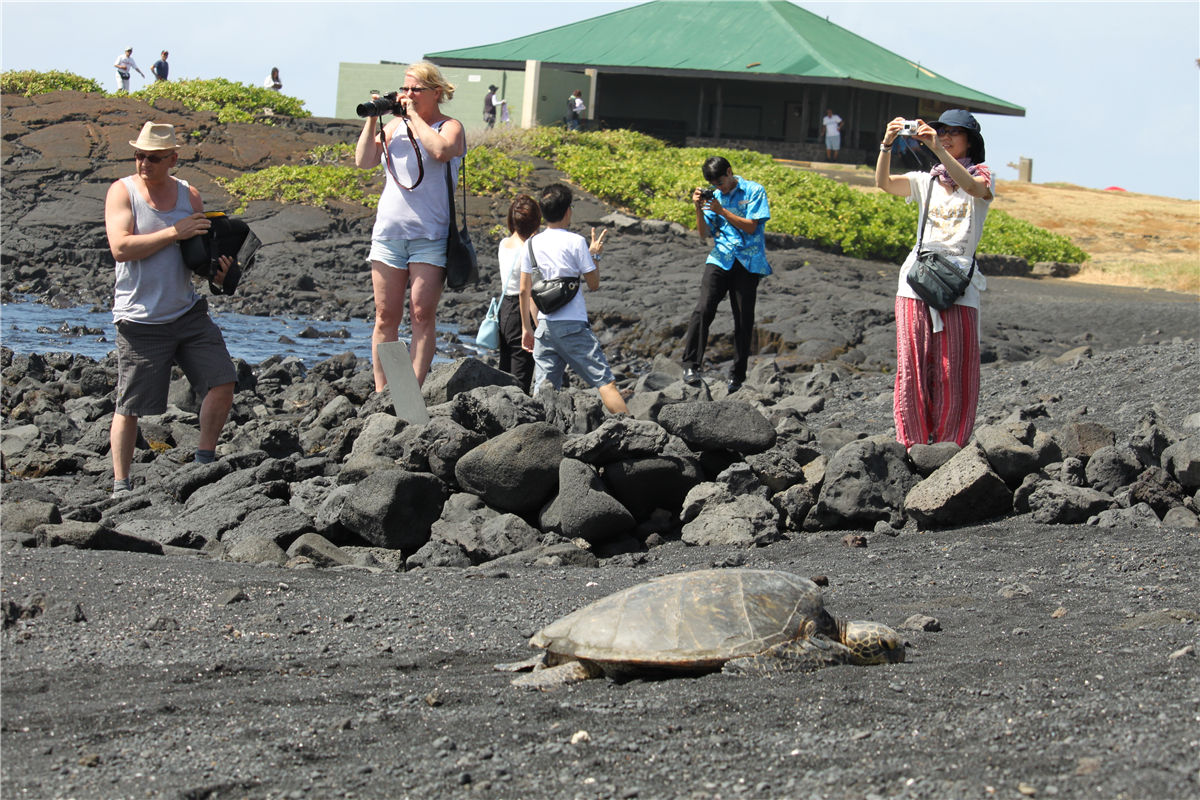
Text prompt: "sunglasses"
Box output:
[[134, 151, 172, 163], [399, 86, 429, 94]]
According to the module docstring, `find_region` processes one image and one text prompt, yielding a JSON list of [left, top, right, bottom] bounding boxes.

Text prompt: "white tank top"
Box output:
[[112, 177, 201, 324], [371, 119, 462, 241]]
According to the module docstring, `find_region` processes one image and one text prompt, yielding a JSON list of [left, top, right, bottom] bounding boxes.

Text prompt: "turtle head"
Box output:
[[838, 620, 906, 665]]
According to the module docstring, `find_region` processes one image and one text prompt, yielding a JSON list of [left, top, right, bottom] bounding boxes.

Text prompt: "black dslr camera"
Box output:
[[698, 188, 716, 202], [357, 91, 406, 118]]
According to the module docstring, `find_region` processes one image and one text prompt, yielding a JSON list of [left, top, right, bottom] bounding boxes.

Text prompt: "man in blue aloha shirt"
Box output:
[[683, 156, 771, 392]]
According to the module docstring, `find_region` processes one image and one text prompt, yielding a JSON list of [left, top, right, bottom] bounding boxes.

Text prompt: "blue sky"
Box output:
[[3, 0, 1198, 199]]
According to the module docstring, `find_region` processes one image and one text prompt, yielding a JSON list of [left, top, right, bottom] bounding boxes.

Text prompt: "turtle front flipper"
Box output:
[[722, 635, 855, 676], [511, 659, 603, 690]]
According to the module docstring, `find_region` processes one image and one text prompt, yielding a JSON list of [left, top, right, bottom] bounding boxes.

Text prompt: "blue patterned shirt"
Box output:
[[702, 176, 771, 276]]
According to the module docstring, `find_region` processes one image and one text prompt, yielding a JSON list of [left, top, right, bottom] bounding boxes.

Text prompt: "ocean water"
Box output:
[[0, 299, 471, 367]]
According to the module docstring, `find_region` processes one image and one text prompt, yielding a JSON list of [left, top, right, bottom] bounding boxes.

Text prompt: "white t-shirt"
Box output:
[[114, 55, 138, 76], [822, 114, 842, 136], [522, 227, 595, 323], [496, 237, 527, 297], [898, 171, 993, 328]]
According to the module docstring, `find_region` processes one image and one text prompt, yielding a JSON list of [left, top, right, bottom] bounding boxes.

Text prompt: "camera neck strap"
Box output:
[[379, 119, 424, 191]]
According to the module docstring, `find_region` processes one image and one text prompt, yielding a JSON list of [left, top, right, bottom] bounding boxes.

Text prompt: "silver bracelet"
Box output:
[[880, 142, 892, 152]]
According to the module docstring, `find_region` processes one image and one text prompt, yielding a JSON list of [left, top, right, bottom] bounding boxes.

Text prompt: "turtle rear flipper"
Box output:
[[722, 635, 854, 676]]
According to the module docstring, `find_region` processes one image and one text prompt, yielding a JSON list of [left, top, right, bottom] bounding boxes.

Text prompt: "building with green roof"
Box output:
[[419, 0, 1022, 162]]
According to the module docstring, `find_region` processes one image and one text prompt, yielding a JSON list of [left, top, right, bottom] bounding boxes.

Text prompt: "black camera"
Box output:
[[698, 188, 716, 202], [357, 91, 405, 118]]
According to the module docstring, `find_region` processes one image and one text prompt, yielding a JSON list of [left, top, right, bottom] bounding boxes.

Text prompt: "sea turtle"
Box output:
[[498, 568, 905, 689]]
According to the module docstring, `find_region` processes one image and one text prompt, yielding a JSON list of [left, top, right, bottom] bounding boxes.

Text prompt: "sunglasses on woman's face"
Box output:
[[135, 151, 171, 163], [399, 86, 429, 94]]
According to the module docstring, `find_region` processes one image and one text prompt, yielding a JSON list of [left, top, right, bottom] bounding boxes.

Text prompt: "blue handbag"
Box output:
[[475, 295, 501, 350]]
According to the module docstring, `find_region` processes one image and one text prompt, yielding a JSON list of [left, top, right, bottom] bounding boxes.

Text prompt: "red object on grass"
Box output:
[[1103, 186, 1127, 192]]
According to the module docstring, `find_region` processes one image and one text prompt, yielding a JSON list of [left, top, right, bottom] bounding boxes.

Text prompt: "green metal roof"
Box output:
[[428, 0, 1023, 115]]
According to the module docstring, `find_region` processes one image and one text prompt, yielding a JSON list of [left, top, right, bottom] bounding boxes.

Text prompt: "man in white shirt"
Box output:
[[822, 109, 843, 161], [113, 47, 144, 92]]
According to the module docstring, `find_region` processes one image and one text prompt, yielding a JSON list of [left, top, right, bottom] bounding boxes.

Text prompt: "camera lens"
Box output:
[[356, 97, 396, 117]]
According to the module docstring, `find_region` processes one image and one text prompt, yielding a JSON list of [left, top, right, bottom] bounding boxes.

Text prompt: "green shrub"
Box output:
[[470, 128, 1089, 264], [219, 164, 378, 214], [132, 78, 309, 123], [0, 69, 104, 96], [464, 147, 530, 195], [303, 143, 355, 165]]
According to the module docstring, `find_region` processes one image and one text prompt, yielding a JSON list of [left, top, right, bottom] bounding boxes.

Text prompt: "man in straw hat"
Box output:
[[103, 121, 237, 496]]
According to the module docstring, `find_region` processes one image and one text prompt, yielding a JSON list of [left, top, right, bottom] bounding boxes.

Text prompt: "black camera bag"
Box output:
[[179, 212, 259, 296], [525, 238, 580, 314]]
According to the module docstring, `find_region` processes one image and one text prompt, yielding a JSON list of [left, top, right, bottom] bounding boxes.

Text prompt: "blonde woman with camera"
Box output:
[[875, 109, 993, 449], [354, 61, 465, 390]]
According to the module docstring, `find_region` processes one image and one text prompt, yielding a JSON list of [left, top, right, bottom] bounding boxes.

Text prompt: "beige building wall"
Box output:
[[335, 61, 593, 132]]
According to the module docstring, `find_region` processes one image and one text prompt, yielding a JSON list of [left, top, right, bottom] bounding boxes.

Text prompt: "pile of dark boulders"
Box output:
[[4, 343, 1198, 573]]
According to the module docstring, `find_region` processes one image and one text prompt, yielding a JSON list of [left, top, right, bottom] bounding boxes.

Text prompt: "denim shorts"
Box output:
[[532, 319, 615, 391], [367, 237, 447, 270]]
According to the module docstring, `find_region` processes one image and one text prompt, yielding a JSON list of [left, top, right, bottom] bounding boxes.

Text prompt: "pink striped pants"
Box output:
[[893, 297, 980, 448]]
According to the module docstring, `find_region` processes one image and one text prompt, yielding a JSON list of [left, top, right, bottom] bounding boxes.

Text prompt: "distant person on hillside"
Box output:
[[113, 47, 143, 92], [682, 156, 771, 393], [822, 108, 843, 161], [264, 67, 282, 92], [519, 183, 626, 415], [566, 90, 585, 130], [875, 109, 993, 449], [354, 61, 464, 390], [495, 194, 541, 393], [483, 84, 499, 129], [151, 51, 169, 82], [103, 122, 237, 496]]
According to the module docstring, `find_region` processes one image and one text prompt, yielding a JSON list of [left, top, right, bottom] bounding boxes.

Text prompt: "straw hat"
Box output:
[[128, 122, 180, 151]]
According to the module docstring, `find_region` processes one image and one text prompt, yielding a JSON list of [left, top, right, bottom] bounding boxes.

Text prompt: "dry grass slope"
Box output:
[[990, 181, 1199, 294]]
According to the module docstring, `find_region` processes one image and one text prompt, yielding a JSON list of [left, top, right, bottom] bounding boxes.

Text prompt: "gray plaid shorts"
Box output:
[[114, 299, 235, 416]]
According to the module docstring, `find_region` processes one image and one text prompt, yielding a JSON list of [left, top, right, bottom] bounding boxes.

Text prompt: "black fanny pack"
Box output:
[[526, 238, 580, 314], [179, 212, 259, 296]]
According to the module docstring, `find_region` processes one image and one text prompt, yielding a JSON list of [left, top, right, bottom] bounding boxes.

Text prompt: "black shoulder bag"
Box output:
[[444, 155, 478, 289], [179, 211, 259, 296], [905, 177, 977, 311], [526, 236, 580, 314]]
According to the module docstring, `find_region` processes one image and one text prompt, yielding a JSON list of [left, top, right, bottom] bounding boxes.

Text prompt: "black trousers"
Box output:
[[681, 260, 761, 382], [497, 294, 533, 394]]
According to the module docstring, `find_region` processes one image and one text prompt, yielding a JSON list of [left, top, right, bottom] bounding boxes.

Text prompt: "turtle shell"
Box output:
[[530, 569, 836, 673]]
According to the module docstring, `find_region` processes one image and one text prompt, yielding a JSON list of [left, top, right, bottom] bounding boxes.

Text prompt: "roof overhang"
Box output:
[[434, 58, 1025, 117]]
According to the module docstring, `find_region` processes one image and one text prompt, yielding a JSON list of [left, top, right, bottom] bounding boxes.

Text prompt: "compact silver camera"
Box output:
[[898, 120, 919, 136]]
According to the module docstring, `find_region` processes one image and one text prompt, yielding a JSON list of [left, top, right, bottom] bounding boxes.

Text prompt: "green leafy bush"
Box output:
[[468, 128, 1089, 264], [464, 147, 530, 195], [0, 69, 104, 96], [219, 165, 378, 214], [133, 78, 309, 123]]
